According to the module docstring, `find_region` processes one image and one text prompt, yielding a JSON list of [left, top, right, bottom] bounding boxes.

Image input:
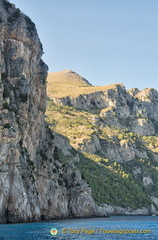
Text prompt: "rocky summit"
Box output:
[[0, 0, 102, 223]]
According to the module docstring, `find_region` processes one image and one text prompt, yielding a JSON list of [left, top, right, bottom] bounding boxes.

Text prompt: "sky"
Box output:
[[11, 0, 158, 91]]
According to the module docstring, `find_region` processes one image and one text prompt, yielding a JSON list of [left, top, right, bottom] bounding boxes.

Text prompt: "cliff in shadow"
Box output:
[[0, 0, 102, 223]]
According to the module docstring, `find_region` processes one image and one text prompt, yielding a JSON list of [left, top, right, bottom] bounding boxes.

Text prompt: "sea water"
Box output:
[[0, 216, 158, 240]]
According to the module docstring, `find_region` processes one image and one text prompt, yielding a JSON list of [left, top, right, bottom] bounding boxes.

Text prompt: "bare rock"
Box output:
[[0, 0, 102, 223]]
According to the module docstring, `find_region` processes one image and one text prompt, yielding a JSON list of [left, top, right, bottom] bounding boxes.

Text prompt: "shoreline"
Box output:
[[2, 213, 158, 225]]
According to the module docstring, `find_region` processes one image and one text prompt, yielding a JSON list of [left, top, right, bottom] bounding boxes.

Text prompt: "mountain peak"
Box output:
[[48, 69, 92, 86], [62, 69, 74, 73], [47, 70, 123, 99]]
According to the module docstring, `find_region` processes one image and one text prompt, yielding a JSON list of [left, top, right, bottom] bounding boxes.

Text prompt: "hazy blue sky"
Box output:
[[12, 0, 158, 90]]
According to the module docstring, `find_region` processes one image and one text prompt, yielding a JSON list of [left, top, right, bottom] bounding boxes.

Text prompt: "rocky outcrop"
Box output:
[[98, 87, 158, 136], [0, 0, 103, 223], [53, 84, 126, 110], [50, 72, 158, 137]]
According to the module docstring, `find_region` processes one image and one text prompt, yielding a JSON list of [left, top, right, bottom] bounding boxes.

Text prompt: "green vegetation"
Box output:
[[3, 85, 10, 98], [3, 123, 11, 128], [46, 99, 97, 148], [3, 102, 11, 110], [2, 102, 15, 112], [76, 153, 152, 209], [136, 113, 143, 119], [142, 135, 158, 153], [46, 99, 138, 147]]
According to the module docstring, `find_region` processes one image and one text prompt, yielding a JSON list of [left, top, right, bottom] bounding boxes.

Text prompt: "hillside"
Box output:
[[46, 70, 158, 215], [47, 70, 121, 99]]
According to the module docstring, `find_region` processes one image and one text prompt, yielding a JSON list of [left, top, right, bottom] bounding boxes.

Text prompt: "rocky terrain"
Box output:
[[46, 70, 158, 216], [1, 0, 158, 224], [0, 0, 103, 223]]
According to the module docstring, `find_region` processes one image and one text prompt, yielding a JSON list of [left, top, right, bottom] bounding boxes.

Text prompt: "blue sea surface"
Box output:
[[0, 216, 158, 240]]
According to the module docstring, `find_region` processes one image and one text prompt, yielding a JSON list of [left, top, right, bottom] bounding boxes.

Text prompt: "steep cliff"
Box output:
[[0, 0, 101, 223], [47, 70, 158, 215]]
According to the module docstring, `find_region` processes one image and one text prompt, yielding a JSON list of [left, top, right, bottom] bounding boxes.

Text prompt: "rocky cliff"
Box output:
[[46, 71, 158, 216], [0, 0, 102, 223], [48, 71, 158, 137]]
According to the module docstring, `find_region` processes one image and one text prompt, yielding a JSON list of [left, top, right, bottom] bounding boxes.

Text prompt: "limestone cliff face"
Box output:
[[0, 0, 101, 223], [55, 82, 158, 163], [51, 80, 158, 137], [100, 87, 158, 137]]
